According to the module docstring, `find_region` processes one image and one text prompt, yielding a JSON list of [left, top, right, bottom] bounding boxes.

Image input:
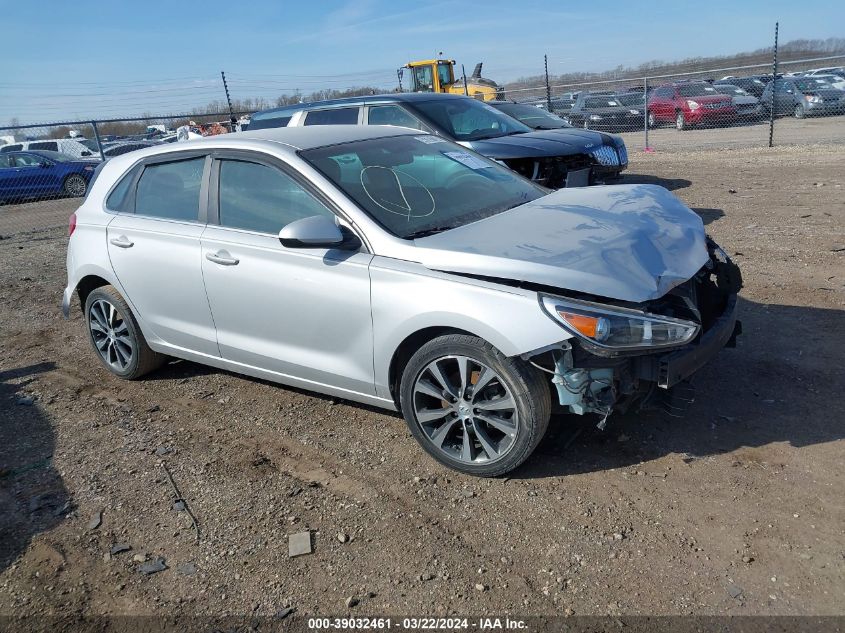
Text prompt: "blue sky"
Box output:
[[1, 0, 842, 123]]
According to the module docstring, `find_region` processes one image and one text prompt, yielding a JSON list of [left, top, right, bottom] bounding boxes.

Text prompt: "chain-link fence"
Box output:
[[499, 54, 845, 152], [0, 112, 250, 237]]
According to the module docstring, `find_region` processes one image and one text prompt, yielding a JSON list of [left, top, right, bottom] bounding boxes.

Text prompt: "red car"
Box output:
[[647, 82, 737, 130]]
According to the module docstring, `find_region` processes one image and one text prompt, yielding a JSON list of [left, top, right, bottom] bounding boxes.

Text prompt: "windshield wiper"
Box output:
[[405, 226, 454, 239]]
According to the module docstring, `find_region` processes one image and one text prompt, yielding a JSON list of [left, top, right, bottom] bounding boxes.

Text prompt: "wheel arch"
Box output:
[[387, 326, 477, 408]]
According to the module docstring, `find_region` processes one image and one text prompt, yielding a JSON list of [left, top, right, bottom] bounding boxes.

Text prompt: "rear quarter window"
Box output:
[[304, 108, 359, 126], [105, 167, 136, 211]]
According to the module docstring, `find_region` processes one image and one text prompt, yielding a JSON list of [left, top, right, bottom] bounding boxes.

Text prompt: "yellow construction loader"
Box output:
[[400, 58, 503, 101]]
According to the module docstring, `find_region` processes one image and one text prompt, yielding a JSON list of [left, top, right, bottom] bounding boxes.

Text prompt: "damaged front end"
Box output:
[[530, 238, 743, 425]]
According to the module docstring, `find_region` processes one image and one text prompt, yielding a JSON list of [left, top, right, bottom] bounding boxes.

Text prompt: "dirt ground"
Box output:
[[0, 142, 843, 626]]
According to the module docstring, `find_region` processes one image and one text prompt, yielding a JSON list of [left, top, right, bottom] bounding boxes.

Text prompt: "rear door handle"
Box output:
[[205, 251, 239, 266], [109, 236, 134, 248]]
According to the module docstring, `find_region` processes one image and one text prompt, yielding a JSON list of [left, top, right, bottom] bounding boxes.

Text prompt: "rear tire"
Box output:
[[63, 174, 87, 197], [84, 285, 165, 380], [399, 334, 550, 477], [675, 111, 687, 130]]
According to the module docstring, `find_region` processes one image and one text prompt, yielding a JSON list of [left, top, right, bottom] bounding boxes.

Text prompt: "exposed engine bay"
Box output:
[[527, 237, 743, 425]]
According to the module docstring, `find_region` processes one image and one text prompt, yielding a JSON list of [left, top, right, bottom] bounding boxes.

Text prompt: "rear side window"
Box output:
[[30, 141, 58, 151], [304, 108, 359, 126], [135, 157, 205, 221], [368, 105, 424, 130], [106, 168, 136, 211], [217, 159, 334, 234]]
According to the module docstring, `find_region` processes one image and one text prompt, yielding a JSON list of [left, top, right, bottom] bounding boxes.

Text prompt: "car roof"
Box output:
[[251, 92, 479, 121]]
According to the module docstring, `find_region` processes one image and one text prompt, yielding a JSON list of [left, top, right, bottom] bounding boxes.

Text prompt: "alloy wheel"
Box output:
[[89, 298, 134, 371], [412, 355, 519, 465], [65, 175, 87, 197]]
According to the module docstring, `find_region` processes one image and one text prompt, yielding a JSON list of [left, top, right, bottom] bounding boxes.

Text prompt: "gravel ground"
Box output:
[[0, 143, 843, 624]]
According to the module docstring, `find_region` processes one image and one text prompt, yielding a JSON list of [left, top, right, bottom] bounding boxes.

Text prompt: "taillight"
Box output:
[[68, 212, 77, 237]]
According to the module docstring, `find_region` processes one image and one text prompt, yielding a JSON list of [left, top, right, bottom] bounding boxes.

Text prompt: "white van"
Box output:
[[0, 138, 101, 160]]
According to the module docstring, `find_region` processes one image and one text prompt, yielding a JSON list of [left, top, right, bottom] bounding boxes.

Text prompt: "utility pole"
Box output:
[[221, 71, 236, 130], [768, 22, 778, 148], [544, 54, 552, 111]]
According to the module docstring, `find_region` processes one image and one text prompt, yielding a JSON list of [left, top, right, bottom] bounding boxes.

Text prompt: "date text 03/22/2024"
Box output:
[[307, 617, 528, 630]]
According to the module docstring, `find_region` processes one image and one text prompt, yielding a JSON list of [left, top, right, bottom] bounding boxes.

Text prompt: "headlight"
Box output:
[[805, 95, 821, 103], [540, 295, 699, 351], [629, 109, 640, 115], [589, 114, 602, 121], [83, 166, 95, 171], [686, 100, 700, 110]]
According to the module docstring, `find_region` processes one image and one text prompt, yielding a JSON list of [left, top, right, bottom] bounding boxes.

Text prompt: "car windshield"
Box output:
[[585, 97, 620, 108], [409, 98, 532, 141], [615, 93, 644, 106], [715, 85, 744, 95], [33, 150, 77, 162], [78, 139, 99, 151], [301, 134, 546, 239], [796, 79, 831, 90], [677, 84, 719, 97], [493, 103, 570, 128]]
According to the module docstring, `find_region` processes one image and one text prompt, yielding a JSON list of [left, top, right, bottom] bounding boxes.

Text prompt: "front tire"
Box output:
[[399, 334, 550, 477], [647, 111, 656, 128], [675, 111, 687, 130], [63, 174, 87, 197], [794, 103, 805, 119], [84, 285, 165, 380]]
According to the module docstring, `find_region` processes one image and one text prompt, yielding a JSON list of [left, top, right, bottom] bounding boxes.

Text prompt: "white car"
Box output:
[[0, 138, 100, 160], [62, 125, 742, 476]]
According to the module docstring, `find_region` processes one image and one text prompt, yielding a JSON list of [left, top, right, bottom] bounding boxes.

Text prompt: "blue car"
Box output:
[[0, 150, 97, 204]]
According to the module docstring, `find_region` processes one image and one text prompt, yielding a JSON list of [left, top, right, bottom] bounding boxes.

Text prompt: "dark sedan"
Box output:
[[490, 101, 628, 179], [248, 93, 628, 188], [0, 150, 97, 204], [567, 93, 645, 131]]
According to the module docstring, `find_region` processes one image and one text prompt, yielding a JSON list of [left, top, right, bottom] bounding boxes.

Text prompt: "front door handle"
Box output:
[[206, 251, 239, 266], [109, 236, 134, 248]]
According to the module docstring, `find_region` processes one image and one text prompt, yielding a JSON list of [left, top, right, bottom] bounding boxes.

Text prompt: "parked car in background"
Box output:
[[0, 150, 96, 203], [101, 141, 158, 158], [489, 101, 628, 179], [0, 138, 100, 160], [761, 77, 845, 118], [647, 82, 736, 130], [721, 76, 768, 98], [801, 74, 845, 91], [711, 84, 763, 119], [548, 93, 579, 117], [62, 125, 742, 476], [566, 92, 644, 131], [248, 93, 626, 187], [805, 67, 845, 78]]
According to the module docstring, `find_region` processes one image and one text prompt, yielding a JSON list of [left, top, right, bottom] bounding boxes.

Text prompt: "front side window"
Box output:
[[410, 98, 531, 141], [302, 134, 545, 239], [411, 65, 434, 91], [303, 108, 359, 126], [135, 157, 204, 221], [368, 105, 425, 130], [217, 159, 334, 234], [0, 144, 23, 153]]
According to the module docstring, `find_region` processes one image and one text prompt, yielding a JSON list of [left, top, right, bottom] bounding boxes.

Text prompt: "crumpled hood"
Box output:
[[413, 184, 709, 303], [461, 131, 597, 159]]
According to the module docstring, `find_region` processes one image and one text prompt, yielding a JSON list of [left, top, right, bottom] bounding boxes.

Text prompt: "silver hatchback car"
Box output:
[[63, 126, 742, 476]]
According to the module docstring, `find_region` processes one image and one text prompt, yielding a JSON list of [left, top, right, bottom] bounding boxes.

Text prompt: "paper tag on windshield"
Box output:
[[443, 151, 492, 170], [415, 135, 445, 144]]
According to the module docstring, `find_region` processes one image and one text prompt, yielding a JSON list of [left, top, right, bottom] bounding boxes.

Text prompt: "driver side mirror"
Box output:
[[278, 215, 346, 249]]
